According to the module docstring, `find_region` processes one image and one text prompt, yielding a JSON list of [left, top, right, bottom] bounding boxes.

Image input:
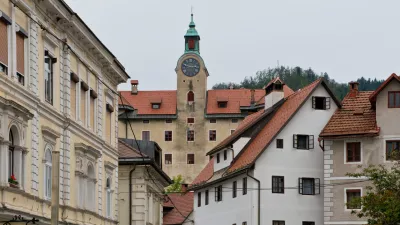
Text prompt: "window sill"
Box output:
[[344, 161, 362, 165]]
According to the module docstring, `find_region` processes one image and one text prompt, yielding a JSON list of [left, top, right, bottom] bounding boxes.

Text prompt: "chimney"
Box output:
[[250, 89, 255, 105], [348, 81, 359, 98], [131, 80, 139, 95], [229, 84, 234, 90], [181, 183, 188, 192], [264, 78, 284, 109]]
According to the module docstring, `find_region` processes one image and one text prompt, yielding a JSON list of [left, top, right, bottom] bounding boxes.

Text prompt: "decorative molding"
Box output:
[[104, 161, 117, 172], [75, 143, 102, 159], [41, 125, 61, 145], [0, 96, 34, 120]]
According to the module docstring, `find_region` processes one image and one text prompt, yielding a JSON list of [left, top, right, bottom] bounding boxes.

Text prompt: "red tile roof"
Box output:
[[191, 158, 214, 186], [119, 90, 177, 115], [118, 139, 148, 158], [320, 91, 378, 138], [228, 79, 324, 173], [163, 192, 194, 225], [369, 73, 400, 104]]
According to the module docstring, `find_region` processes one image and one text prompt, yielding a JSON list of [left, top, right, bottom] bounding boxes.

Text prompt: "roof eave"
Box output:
[[119, 158, 172, 184], [188, 167, 249, 191]]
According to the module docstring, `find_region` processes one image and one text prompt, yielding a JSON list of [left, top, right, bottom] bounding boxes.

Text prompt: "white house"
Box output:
[[189, 78, 341, 225]]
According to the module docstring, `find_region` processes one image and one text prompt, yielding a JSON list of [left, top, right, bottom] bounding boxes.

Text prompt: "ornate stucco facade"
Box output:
[[0, 0, 129, 224], [118, 15, 294, 182]]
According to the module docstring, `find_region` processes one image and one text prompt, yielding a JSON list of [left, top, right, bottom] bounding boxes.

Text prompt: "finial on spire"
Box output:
[[191, 6, 194, 23]]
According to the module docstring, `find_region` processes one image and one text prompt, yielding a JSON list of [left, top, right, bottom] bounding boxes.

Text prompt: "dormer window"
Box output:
[[388, 91, 400, 108], [152, 103, 160, 109], [217, 97, 228, 108], [150, 97, 162, 109]]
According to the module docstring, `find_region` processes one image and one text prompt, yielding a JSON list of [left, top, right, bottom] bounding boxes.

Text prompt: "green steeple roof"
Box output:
[[184, 14, 199, 37]]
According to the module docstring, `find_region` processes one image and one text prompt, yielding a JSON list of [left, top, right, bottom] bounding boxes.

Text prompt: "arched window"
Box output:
[[44, 148, 52, 199], [187, 91, 194, 102], [106, 177, 112, 218], [8, 130, 14, 178], [87, 164, 96, 211]]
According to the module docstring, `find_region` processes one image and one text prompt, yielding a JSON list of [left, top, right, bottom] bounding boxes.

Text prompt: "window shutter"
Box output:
[[298, 178, 303, 194], [325, 97, 331, 109], [308, 135, 314, 149], [315, 178, 320, 195], [215, 187, 218, 201], [312, 97, 316, 109], [293, 135, 298, 148]]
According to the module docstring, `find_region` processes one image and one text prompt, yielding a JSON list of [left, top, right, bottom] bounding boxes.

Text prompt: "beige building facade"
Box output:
[[118, 15, 293, 182], [0, 0, 129, 224], [320, 75, 400, 225]]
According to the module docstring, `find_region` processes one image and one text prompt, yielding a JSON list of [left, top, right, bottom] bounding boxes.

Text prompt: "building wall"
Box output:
[[0, 1, 127, 224], [119, 165, 167, 225], [254, 84, 337, 225], [193, 173, 255, 225], [376, 80, 400, 136]]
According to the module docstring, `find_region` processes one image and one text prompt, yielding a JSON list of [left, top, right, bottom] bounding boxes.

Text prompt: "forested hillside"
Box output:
[[212, 66, 383, 100]]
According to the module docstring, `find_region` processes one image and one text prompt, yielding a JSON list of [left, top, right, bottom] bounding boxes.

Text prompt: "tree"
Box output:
[[346, 153, 400, 225], [165, 175, 185, 193]]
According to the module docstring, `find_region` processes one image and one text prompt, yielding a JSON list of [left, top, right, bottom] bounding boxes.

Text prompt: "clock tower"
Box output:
[[173, 13, 209, 181]]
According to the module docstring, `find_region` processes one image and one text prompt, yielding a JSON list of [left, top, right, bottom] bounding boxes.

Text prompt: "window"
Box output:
[[16, 33, 25, 85], [232, 119, 238, 123], [188, 39, 195, 49], [232, 181, 237, 198], [312, 96, 330, 110], [151, 103, 160, 109], [218, 102, 227, 108], [165, 131, 172, 141], [303, 222, 315, 225], [388, 91, 400, 108], [187, 154, 195, 164], [165, 154, 172, 164], [242, 222, 247, 225], [44, 51, 56, 104], [187, 118, 195, 124], [346, 142, 361, 162], [143, 120, 150, 124], [243, 177, 247, 195], [276, 139, 283, 149], [187, 91, 194, 102], [205, 190, 209, 205], [166, 119, 172, 123], [187, 130, 194, 141], [224, 150, 227, 160], [216, 153, 220, 163], [386, 140, 400, 161], [346, 189, 361, 209], [215, 185, 222, 202], [8, 131, 14, 179], [273, 221, 285, 225], [209, 130, 217, 141], [105, 103, 113, 143], [0, 20, 8, 74], [89, 89, 97, 130], [299, 178, 320, 195], [198, 192, 201, 207], [210, 119, 216, 123], [87, 164, 96, 211], [106, 178, 112, 218], [272, 176, 284, 194], [231, 129, 235, 135], [142, 131, 150, 141], [293, 135, 314, 150], [44, 148, 52, 199]]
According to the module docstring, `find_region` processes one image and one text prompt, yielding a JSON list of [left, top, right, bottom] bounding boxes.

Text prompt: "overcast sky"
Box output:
[[65, 0, 400, 91]]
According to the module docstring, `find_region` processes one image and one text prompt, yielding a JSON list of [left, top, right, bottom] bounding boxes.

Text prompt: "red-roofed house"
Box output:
[[319, 73, 400, 225], [118, 14, 294, 183], [188, 78, 340, 225]]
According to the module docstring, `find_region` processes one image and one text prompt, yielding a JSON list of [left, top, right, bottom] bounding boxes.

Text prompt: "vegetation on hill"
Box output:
[[212, 66, 384, 100]]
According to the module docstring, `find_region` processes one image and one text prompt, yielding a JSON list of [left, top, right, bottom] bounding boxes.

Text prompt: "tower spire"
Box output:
[[184, 10, 200, 53]]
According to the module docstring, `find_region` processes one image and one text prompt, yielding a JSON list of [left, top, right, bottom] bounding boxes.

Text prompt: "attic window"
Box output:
[[312, 97, 330, 110], [152, 103, 161, 109], [388, 91, 400, 108], [218, 102, 227, 108]]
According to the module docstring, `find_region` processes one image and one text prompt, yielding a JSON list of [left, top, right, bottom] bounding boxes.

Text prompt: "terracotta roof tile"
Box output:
[[228, 79, 323, 173], [163, 192, 194, 225], [191, 158, 214, 186], [320, 91, 378, 137], [119, 90, 177, 115], [118, 139, 148, 158]]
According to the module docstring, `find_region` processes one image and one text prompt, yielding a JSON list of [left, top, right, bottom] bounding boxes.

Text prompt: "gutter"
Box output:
[[129, 166, 136, 225], [188, 168, 247, 191], [246, 170, 260, 225]]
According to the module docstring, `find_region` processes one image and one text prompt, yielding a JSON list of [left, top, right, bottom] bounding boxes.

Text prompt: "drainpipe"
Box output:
[[51, 151, 60, 225], [125, 119, 128, 139], [129, 166, 136, 225], [246, 170, 260, 225]]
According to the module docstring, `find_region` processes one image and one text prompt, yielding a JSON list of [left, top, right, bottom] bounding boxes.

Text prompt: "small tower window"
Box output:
[[188, 39, 195, 49], [187, 91, 194, 102]]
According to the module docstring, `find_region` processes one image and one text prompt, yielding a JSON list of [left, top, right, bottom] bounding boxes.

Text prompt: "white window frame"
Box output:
[[187, 130, 195, 142], [142, 130, 151, 141], [344, 187, 363, 211], [230, 129, 235, 135], [106, 177, 112, 218], [383, 137, 400, 163], [44, 146, 52, 200], [209, 130, 217, 142], [187, 153, 195, 165], [164, 153, 173, 165], [44, 51, 55, 104], [164, 130, 173, 142], [344, 140, 363, 165]]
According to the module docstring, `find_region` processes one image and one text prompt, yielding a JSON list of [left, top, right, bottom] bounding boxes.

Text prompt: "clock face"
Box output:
[[181, 58, 200, 77]]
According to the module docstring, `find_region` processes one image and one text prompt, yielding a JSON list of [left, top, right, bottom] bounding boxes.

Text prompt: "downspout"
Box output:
[[129, 166, 136, 225], [125, 118, 128, 139], [246, 170, 260, 225]]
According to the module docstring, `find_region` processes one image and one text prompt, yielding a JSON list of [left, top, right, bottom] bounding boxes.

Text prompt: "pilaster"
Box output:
[[30, 112, 39, 196], [28, 15, 39, 95], [0, 141, 10, 185], [97, 79, 103, 138], [98, 157, 103, 215], [323, 140, 334, 223]]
